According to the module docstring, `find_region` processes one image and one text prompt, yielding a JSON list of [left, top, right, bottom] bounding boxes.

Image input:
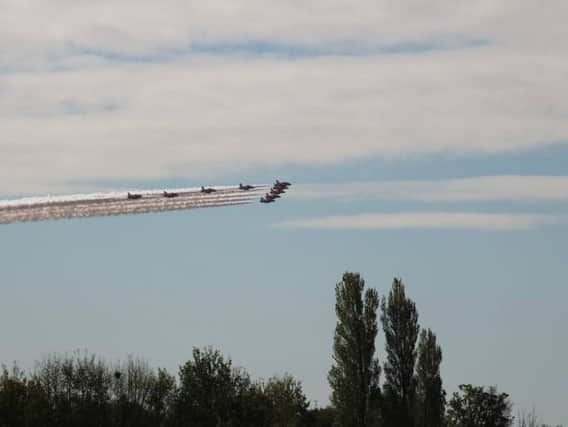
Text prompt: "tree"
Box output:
[[380, 278, 419, 427], [0, 363, 28, 426], [176, 347, 235, 426], [416, 329, 445, 427], [446, 384, 513, 427], [23, 351, 174, 427], [304, 406, 337, 427], [174, 346, 274, 426], [110, 356, 160, 426], [147, 367, 176, 426], [328, 272, 381, 427], [31, 351, 112, 427], [231, 372, 271, 427], [264, 373, 309, 426]]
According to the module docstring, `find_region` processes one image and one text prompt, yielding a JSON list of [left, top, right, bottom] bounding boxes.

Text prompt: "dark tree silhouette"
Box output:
[[328, 272, 381, 427], [380, 278, 419, 427], [446, 384, 513, 427], [0, 364, 28, 426], [264, 373, 309, 427], [176, 346, 235, 426], [416, 328, 445, 427], [147, 367, 176, 425]]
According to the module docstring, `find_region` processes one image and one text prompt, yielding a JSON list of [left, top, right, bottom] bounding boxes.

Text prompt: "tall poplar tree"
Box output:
[[328, 272, 381, 427], [380, 278, 419, 427], [416, 329, 445, 427]]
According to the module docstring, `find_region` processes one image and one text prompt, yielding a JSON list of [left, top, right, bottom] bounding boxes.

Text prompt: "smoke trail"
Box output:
[[0, 185, 269, 225]]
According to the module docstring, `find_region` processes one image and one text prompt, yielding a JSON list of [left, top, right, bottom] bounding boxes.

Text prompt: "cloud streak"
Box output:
[[291, 176, 568, 203], [278, 212, 568, 231], [0, 1, 565, 66]]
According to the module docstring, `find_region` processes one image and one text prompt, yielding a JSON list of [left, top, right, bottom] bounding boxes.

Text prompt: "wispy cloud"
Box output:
[[53, 38, 483, 66], [1, 50, 568, 196], [292, 176, 568, 203], [278, 212, 568, 231], [0, 2, 567, 195], [0, 1, 564, 66]]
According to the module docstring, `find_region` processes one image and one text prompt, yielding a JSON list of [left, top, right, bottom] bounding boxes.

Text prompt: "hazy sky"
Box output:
[[1, 1, 567, 424]]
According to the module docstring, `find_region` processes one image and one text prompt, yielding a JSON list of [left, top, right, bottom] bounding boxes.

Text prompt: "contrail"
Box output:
[[0, 185, 271, 225]]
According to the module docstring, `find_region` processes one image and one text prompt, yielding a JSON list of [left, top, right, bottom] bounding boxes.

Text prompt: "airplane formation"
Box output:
[[0, 180, 292, 225], [125, 180, 291, 204], [260, 180, 291, 204]]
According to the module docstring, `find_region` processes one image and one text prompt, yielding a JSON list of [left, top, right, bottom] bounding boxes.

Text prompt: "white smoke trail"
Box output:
[[0, 185, 270, 225]]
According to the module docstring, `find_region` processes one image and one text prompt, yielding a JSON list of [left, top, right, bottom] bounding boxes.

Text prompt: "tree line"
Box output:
[[0, 272, 562, 427], [0, 348, 322, 427]]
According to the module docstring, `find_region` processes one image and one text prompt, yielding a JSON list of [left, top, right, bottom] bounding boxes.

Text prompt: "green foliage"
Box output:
[[147, 367, 176, 425], [446, 384, 513, 427], [328, 272, 381, 427], [304, 406, 337, 427], [0, 352, 179, 427], [231, 375, 272, 427], [110, 356, 175, 427], [0, 348, 314, 426], [416, 329, 445, 427], [264, 373, 309, 426], [380, 278, 420, 427], [31, 352, 112, 426], [176, 346, 236, 425], [0, 363, 28, 426], [175, 346, 304, 426]]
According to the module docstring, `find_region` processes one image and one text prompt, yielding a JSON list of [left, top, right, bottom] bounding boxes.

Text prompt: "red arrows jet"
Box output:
[[260, 195, 276, 203], [274, 180, 291, 188], [201, 186, 216, 194], [270, 187, 286, 195]]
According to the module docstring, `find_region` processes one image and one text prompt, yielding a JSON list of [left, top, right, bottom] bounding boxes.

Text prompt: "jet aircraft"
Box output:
[[239, 183, 255, 191], [260, 195, 276, 203], [270, 187, 285, 195], [163, 191, 179, 198], [127, 192, 142, 200], [201, 186, 216, 194], [274, 180, 291, 188]]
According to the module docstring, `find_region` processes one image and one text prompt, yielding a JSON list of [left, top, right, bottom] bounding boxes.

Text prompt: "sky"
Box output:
[[0, 0, 567, 423]]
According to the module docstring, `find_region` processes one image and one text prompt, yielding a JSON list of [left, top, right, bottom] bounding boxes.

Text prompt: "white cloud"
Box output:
[[1, 51, 567, 195], [278, 212, 568, 231], [0, 2, 567, 195], [292, 176, 568, 203], [0, 1, 565, 63]]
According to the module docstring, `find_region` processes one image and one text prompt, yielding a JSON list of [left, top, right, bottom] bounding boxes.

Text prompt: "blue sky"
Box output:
[[1, 1, 567, 424]]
